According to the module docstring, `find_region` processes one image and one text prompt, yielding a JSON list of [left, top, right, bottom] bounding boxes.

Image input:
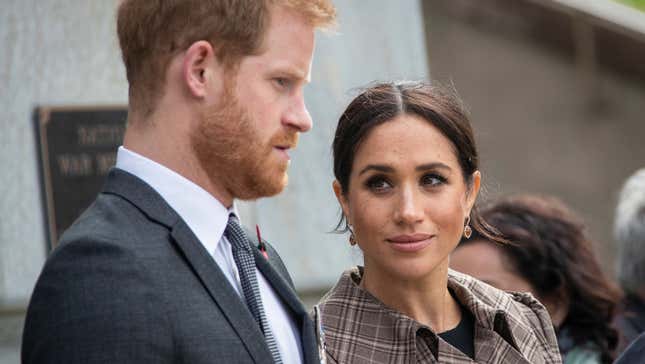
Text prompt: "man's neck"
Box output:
[[122, 120, 234, 208]]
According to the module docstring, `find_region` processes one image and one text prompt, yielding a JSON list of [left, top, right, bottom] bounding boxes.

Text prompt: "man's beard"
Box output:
[[191, 89, 298, 201]]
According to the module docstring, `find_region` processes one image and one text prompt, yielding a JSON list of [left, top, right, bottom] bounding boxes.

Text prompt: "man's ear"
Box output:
[[182, 40, 220, 99], [332, 180, 350, 224]]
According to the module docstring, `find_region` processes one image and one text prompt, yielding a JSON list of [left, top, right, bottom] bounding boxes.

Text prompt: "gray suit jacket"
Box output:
[[22, 168, 319, 364]]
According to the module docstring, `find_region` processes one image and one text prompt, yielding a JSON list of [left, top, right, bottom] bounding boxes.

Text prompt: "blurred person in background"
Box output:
[[451, 195, 621, 364], [614, 331, 645, 364], [613, 168, 645, 351], [314, 81, 562, 363]]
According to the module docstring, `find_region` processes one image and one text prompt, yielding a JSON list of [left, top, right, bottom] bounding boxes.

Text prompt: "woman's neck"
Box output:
[[360, 259, 462, 333]]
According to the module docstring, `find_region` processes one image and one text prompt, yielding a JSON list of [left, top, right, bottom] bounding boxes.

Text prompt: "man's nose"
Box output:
[[283, 94, 313, 132]]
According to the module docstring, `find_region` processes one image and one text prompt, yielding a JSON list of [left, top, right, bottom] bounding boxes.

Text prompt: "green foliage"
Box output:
[[616, 0, 645, 11]]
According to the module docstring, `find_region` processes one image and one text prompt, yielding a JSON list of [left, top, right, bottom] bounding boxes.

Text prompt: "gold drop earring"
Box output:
[[463, 216, 472, 239], [348, 224, 357, 246]]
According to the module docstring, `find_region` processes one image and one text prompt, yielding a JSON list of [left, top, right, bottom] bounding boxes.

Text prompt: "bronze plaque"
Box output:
[[35, 106, 127, 249]]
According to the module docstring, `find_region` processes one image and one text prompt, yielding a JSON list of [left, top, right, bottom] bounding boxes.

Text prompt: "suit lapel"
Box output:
[[172, 222, 273, 364], [253, 249, 306, 317], [103, 169, 273, 364], [253, 249, 319, 364]]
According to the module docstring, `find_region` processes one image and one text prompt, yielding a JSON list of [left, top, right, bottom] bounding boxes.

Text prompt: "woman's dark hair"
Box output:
[[332, 80, 501, 242], [464, 195, 621, 363]]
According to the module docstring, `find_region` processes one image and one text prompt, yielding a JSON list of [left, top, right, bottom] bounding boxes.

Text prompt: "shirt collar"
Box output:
[[115, 146, 236, 254]]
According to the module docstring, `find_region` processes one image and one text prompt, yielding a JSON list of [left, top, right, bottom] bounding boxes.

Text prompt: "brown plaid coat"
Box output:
[[314, 267, 562, 363]]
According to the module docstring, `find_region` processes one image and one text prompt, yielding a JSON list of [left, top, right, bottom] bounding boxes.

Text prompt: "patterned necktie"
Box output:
[[225, 214, 283, 364]]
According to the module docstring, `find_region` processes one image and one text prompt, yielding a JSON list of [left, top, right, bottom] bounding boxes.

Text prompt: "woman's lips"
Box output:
[[386, 234, 434, 253]]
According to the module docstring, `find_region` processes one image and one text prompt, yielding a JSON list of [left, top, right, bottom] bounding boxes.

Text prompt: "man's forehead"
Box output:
[[242, 37, 314, 81], [262, 7, 315, 64]]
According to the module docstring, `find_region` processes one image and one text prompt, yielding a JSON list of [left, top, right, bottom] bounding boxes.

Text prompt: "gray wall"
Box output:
[[1, 0, 128, 305], [424, 0, 645, 272], [1, 1, 127, 361], [0, 1, 428, 362]]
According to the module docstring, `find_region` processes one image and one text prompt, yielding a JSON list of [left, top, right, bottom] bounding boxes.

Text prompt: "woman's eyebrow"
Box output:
[[358, 164, 394, 176], [358, 162, 452, 176], [416, 162, 451, 172]]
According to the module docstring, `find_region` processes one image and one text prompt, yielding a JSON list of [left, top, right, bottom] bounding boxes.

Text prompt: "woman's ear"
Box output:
[[464, 170, 481, 215], [332, 180, 350, 223]]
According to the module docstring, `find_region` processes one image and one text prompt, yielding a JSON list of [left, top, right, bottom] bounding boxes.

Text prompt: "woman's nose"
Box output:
[[394, 187, 424, 225]]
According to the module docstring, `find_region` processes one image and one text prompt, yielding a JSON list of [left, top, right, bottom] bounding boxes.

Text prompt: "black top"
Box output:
[[438, 302, 476, 359]]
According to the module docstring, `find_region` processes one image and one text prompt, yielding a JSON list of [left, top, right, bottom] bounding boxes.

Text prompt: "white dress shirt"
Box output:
[[115, 146, 303, 363]]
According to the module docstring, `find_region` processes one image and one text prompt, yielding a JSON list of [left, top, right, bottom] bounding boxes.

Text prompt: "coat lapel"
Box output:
[[103, 169, 273, 364], [447, 270, 558, 364], [474, 324, 534, 364]]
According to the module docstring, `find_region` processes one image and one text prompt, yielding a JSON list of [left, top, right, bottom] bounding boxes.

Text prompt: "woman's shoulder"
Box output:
[[448, 268, 550, 321], [313, 267, 417, 363], [314, 267, 365, 325], [315, 267, 394, 325], [316, 267, 363, 308], [448, 269, 563, 363]]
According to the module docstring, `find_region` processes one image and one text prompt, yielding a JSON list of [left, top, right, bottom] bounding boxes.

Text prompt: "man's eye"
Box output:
[[274, 78, 291, 88], [421, 173, 445, 187]]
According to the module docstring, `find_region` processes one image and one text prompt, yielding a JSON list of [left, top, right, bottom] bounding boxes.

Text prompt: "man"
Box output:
[[613, 168, 645, 351], [22, 1, 335, 363]]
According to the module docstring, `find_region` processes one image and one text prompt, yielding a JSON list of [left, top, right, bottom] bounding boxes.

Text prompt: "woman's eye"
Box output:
[[365, 177, 392, 193], [421, 173, 445, 187]]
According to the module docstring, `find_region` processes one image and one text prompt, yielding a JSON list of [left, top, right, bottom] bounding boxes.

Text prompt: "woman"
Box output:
[[314, 81, 562, 363], [450, 195, 621, 363]]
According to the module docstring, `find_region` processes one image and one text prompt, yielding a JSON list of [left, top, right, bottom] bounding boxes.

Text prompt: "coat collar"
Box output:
[[102, 168, 180, 228], [447, 269, 529, 351], [447, 269, 557, 363], [317, 267, 560, 363]]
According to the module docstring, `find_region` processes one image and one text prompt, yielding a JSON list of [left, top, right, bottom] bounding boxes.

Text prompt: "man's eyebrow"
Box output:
[[272, 65, 308, 81], [358, 164, 394, 176]]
